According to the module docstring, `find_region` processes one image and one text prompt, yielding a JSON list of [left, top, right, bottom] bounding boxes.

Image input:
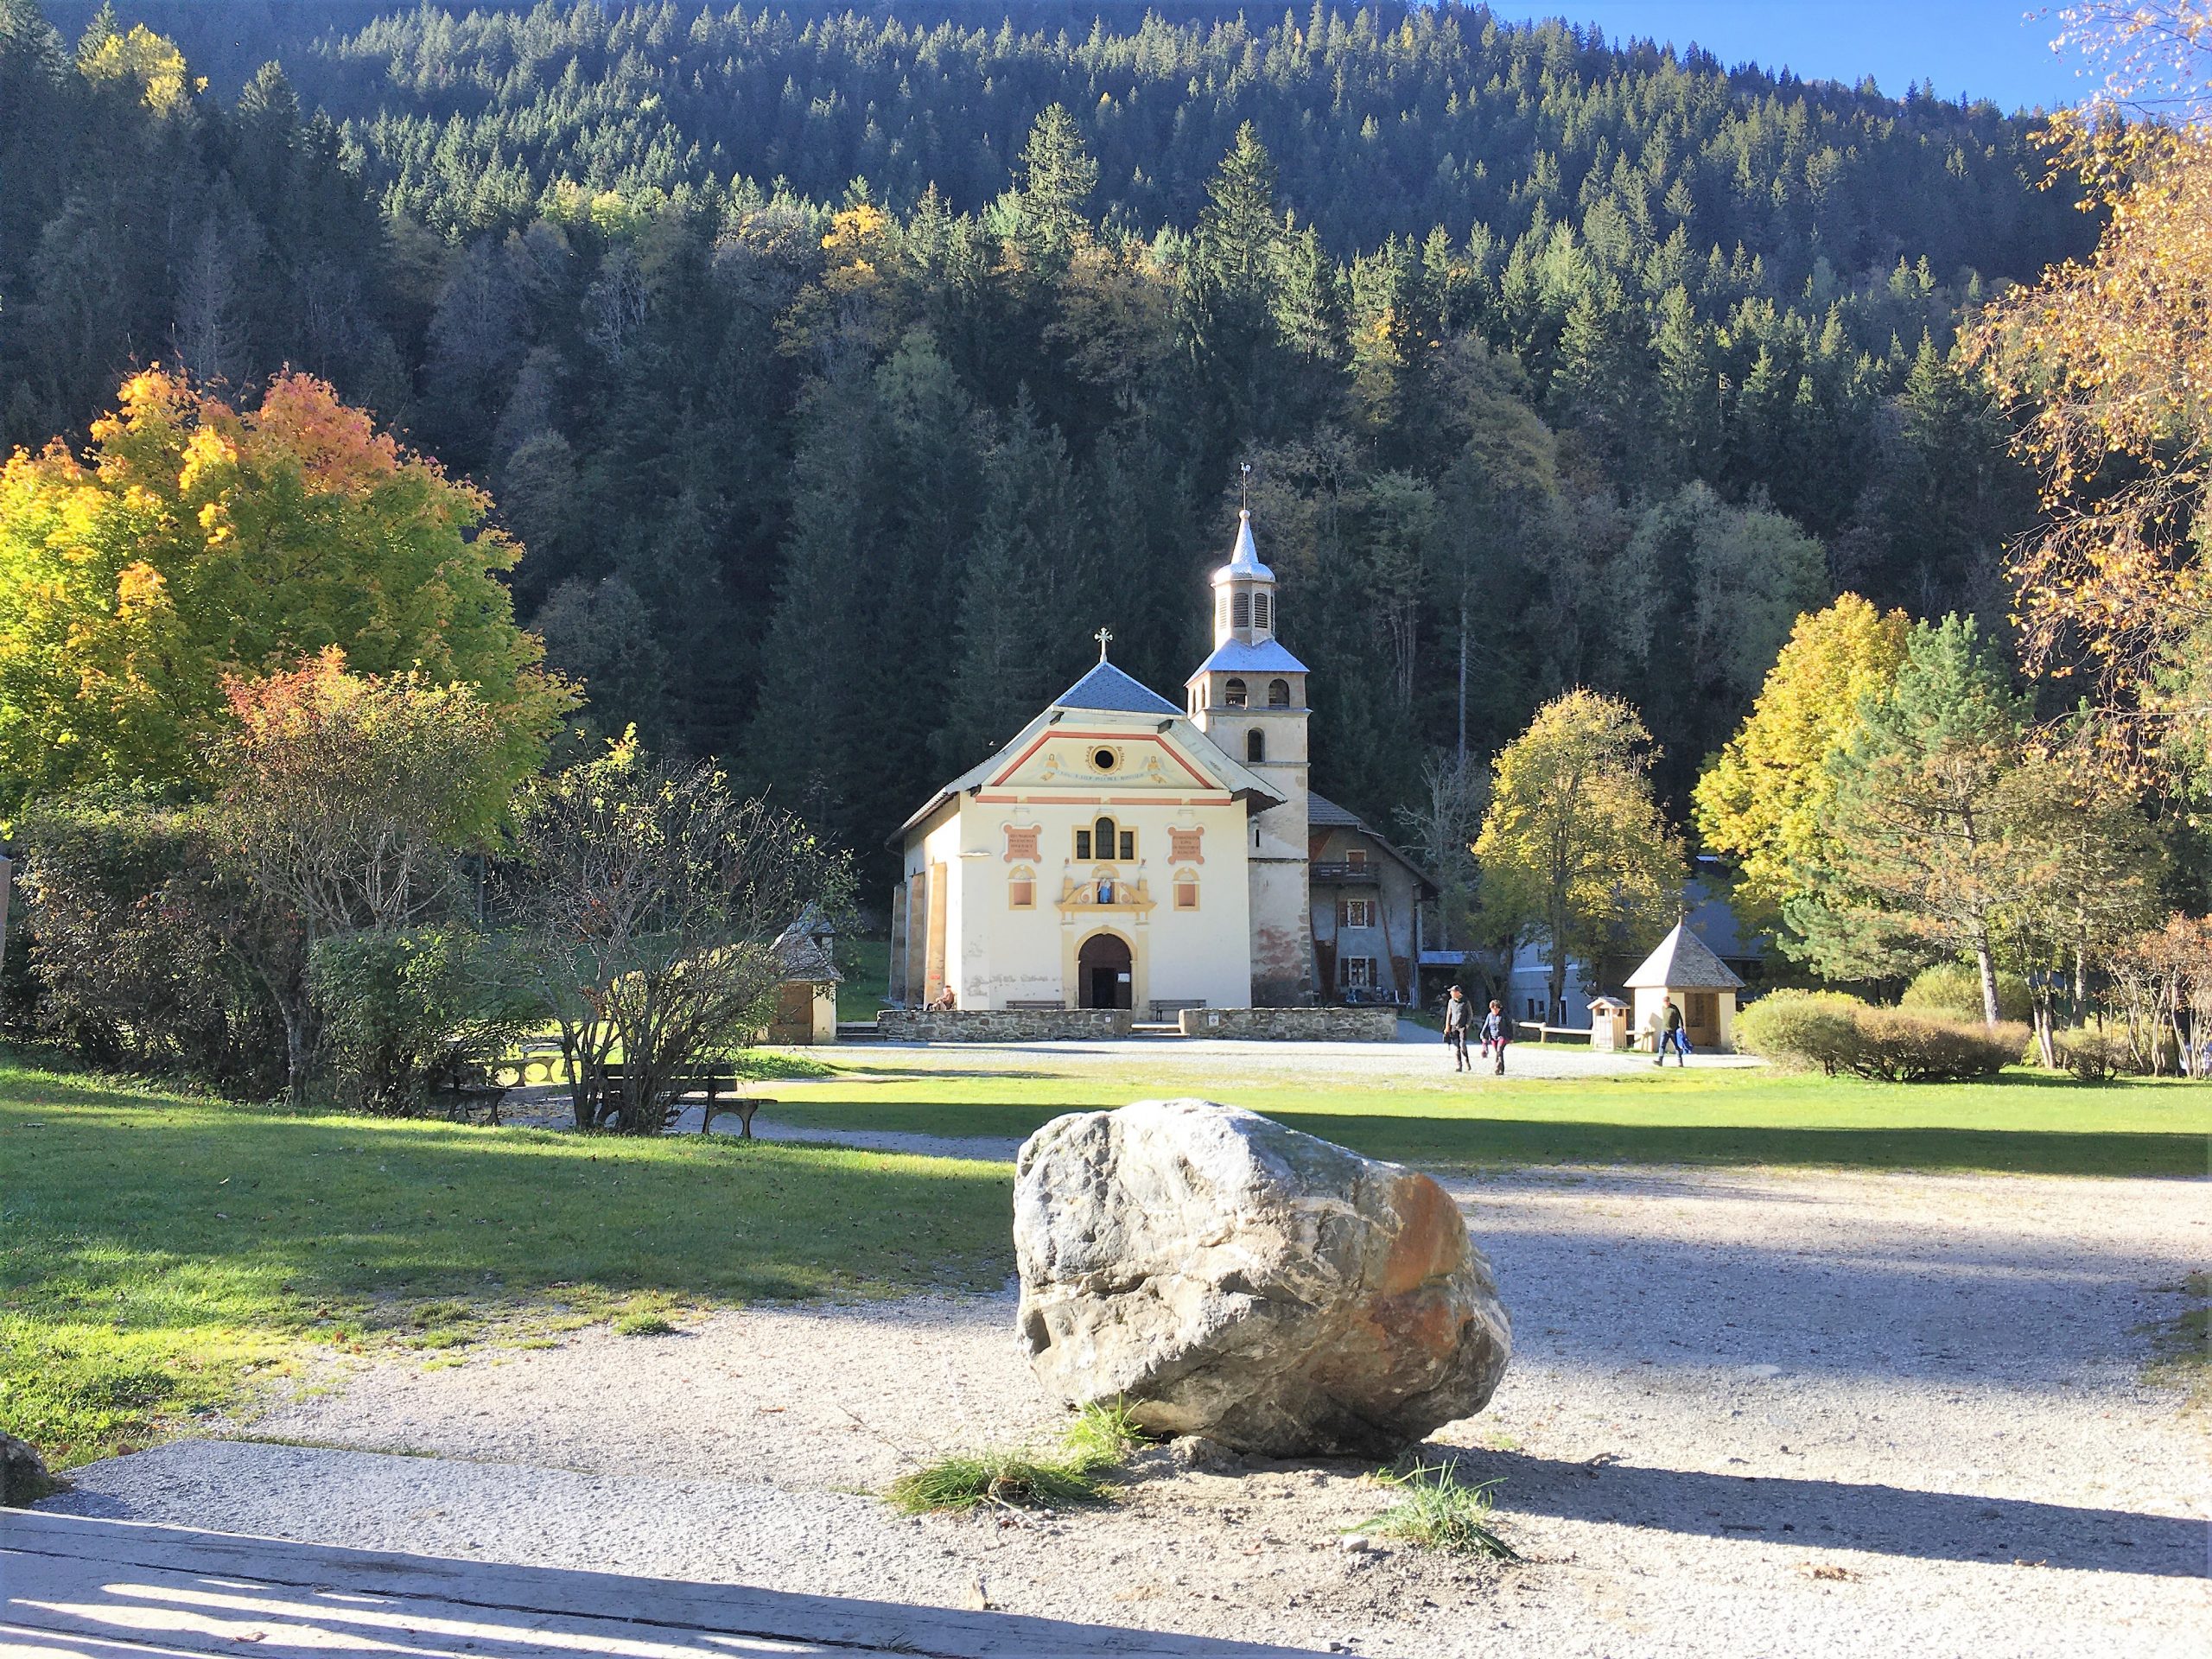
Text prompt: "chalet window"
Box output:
[[1246, 729, 1266, 764], [1074, 830, 1092, 860], [1339, 956, 1376, 988], [1008, 868, 1035, 909], [1255, 593, 1272, 632], [1117, 830, 1135, 861], [1224, 677, 1248, 708], [1232, 592, 1251, 629], [1347, 848, 1368, 868], [1268, 677, 1290, 707], [1344, 898, 1376, 928], [1174, 873, 1198, 909]]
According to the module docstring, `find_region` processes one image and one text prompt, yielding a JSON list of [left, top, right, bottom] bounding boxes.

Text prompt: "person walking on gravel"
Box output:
[[1443, 985, 1471, 1072], [1656, 995, 1689, 1066], [1480, 999, 1511, 1075]]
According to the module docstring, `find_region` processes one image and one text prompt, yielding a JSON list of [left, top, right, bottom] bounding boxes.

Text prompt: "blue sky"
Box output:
[[1507, 3, 2088, 113]]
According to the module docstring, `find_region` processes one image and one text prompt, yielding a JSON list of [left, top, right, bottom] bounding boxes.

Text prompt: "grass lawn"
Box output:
[[0, 1057, 1012, 1470], [766, 1058, 2212, 1179], [836, 938, 891, 1022]]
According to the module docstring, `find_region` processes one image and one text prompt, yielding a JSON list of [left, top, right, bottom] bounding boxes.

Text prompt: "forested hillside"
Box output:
[[3, 1, 2091, 877]]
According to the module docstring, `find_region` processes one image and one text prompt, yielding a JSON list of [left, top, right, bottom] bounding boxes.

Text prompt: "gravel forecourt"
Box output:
[[44, 1130, 2207, 1658]]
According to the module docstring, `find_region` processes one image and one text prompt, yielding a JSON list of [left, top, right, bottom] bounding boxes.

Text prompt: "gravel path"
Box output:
[[46, 1163, 2207, 1657]]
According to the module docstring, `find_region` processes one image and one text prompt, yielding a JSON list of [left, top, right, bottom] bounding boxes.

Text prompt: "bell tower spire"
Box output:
[[1185, 507, 1313, 1006]]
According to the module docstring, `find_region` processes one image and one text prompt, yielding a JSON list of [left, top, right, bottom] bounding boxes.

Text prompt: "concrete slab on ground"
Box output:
[[1, 1509, 1314, 1657]]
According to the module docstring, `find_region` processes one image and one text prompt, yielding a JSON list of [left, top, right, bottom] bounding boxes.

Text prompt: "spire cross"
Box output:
[[1095, 626, 1114, 662], [1240, 461, 1252, 514]]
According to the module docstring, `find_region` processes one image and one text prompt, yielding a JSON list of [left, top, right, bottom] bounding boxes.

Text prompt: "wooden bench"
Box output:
[[597, 1064, 769, 1137]]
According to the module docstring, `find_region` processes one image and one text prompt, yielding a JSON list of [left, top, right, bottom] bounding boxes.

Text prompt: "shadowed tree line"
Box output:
[[2, 2, 2088, 878]]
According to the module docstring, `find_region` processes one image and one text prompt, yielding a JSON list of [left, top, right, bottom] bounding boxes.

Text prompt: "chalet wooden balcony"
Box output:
[[1309, 861, 1382, 882]]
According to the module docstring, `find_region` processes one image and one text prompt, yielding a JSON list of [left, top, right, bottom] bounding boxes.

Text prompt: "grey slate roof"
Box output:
[[1051, 661, 1184, 717], [772, 910, 842, 984], [1624, 921, 1746, 990], [1189, 637, 1311, 677]]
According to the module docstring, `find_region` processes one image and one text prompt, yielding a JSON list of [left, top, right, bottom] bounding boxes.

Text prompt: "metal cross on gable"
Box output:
[[1095, 626, 1113, 661]]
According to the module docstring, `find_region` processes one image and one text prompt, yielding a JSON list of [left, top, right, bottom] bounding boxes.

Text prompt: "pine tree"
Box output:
[[940, 394, 1084, 772], [1011, 104, 1097, 273]]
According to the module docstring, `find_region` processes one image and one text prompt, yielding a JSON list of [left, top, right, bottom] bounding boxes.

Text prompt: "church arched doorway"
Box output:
[[1077, 931, 1134, 1010]]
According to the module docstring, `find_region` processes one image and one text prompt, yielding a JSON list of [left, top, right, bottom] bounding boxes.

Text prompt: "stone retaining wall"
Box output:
[[877, 1007, 1135, 1041], [1176, 1007, 1400, 1042]]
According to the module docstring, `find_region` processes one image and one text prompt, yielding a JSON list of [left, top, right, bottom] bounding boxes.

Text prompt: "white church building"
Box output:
[[887, 512, 1422, 1014]]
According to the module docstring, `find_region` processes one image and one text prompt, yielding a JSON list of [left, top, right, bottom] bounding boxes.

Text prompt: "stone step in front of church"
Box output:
[[865, 1007, 1398, 1042]]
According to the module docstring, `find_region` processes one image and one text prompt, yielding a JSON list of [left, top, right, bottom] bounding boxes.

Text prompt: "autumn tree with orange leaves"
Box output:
[[0, 369, 571, 813], [1972, 2, 2212, 789]]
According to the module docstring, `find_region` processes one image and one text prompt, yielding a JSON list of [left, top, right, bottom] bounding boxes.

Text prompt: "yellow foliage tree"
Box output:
[[1474, 689, 1682, 1017], [0, 369, 572, 812], [1970, 1, 2212, 786], [1692, 594, 1910, 928]]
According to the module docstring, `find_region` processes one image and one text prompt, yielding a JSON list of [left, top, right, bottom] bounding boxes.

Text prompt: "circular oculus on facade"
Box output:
[[1090, 746, 1118, 772]]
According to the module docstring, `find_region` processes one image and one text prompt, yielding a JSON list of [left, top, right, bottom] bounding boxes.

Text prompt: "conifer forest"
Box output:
[[1, 0, 2098, 877]]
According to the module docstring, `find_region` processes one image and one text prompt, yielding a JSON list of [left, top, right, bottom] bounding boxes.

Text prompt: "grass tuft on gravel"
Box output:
[[1351, 1461, 1519, 1559], [0, 1056, 1012, 1469], [884, 1401, 1145, 1515]]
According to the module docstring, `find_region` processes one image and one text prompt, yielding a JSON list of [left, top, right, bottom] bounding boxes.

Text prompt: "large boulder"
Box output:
[[1014, 1099, 1510, 1457]]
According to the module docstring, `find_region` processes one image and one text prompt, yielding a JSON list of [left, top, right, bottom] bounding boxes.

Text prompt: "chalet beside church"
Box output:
[[887, 512, 1433, 1015]]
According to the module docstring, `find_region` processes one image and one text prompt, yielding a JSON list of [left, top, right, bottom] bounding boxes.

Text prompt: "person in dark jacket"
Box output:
[[1656, 995, 1689, 1065], [1480, 1000, 1510, 1074], [1443, 985, 1471, 1071]]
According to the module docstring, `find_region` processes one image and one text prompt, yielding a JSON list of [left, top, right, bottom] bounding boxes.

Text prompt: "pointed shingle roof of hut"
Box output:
[[1624, 920, 1745, 991]]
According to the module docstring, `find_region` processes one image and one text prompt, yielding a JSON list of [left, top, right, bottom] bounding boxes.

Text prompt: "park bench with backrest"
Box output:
[[594, 1063, 770, 1137]]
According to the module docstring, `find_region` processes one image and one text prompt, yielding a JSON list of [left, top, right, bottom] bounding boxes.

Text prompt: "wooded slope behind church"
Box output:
[[889, 514, 1430, 1014]]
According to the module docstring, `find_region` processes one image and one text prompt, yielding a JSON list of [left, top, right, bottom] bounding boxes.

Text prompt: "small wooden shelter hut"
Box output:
[[1624, 922, 1745, 1052]]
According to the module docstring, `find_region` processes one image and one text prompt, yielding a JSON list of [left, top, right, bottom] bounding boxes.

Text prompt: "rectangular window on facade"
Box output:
[[1340, 957, 1376, 988], [1118, 830, 1136, 861], [1344, 899, 1375, 928], [1347, 848, 1369, 867], [1174, 879, 1198, 910], [1074, 830, 1092, 861]]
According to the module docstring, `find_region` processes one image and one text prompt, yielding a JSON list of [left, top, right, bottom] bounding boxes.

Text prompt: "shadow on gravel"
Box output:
[[1438, 1448, 2203, 1577]]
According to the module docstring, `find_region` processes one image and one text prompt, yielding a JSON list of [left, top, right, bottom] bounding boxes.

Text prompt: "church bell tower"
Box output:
[[1186, 511, 1313, 1005]]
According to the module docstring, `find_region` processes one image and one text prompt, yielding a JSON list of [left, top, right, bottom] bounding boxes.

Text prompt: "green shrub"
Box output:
[[1844, 1008, 2026, 1083], [1901, 962, 2033, 1024], [2056, 1027, 2126, 1083], [309, 928, 531, 1116], [14, 801, 288, 1096], [1738, 991, 2023, 1082], [1734, 990, 1868, 1074]]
